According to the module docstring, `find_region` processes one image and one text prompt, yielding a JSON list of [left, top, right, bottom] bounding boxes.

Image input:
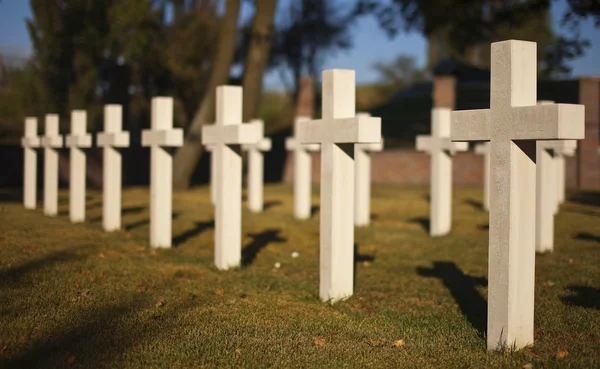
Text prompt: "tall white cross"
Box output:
[[40, 114, 63, 217], [474, 142, 490, 211], [416, 108, 468, 236], [297, 69, 381, 303], [354, 112, 384, 227], [21, 117, 40, 209], [202, 86, 262, 270], [204, 144, 217, 205], [285, 117, 320, 220], [242, 119, 272, 213], [141, 97, 184, 248], [65, 110, 92, 223], [451, 40, 585, 350], [97, 105, 130, 231]]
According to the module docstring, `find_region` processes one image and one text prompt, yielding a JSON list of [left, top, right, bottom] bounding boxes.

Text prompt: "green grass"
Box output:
[[0, 185, 598, 368]]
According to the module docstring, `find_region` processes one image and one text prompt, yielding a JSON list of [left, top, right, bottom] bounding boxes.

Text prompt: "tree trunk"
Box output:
[[172, 0, 241, 190], [241, 0, 278, 122]]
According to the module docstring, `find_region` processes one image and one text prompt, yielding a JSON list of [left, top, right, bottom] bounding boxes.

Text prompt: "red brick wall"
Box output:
[[282, 148, 583, 188], [577, 77, 600, 189]]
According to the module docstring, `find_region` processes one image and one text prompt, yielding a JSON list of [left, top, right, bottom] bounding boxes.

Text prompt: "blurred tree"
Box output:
[[563, 0, 600, 27], [373, 54, 428, 98], [355, 0, 589, 77], [172, 0, 242, 189], [269, 0, 356, 101], [173, 0, 280, 189]]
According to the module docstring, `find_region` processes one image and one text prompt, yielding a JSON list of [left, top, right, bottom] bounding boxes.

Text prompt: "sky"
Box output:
[[1, 0, 599, 90]]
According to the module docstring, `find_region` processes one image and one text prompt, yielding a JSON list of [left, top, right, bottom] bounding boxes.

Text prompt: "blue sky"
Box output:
[[1, 0, 599, 90]]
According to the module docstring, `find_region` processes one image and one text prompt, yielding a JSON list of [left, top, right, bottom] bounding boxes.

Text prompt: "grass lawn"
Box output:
[[0, 184, 598, 368]]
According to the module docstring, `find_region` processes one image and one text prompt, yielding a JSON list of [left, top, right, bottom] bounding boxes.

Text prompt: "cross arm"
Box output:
[[451, 109, 492, 142], [510, 104, 584, 140], [474, 142, 488, 155], [66, 134, 93, 148], [41, 136, 64, 148], [298, 115, 381, 144], [416, 135, 433, 152], [285, 137, 320, 151], [451, 141, 469, 153], [243, 138, 272, 152], [202, 124, 262, 145], [141, 128, 184, 147], [356, 138, 384, 152], [97, 131, 130, 148], [21, 137, 41, 148]]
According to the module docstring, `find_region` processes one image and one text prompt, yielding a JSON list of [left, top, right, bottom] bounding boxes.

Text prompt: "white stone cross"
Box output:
[[97, 105, 130, 231], [285, 117, 320, 220], [451, 40, 584, 350], [297, 69, 381, 303], [141, 97, 184, 248], [242, 119, 272, 213], [552, 140, 577, 211], [354, 112, 384, 227], [65, 110, 92, 223], [21, 117, 41, 209], [416, 108, 468, 236], [474, 142, 490, 211], [40, 114, 64, 217], [204, 144, 217, 205], [202, 86, 262, 270]]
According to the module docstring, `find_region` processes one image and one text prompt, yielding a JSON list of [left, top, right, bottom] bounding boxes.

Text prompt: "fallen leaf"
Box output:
[[568, 258, 574, 264], [363, 261, 371, 267], [235, 348, 241, 354], [557, 350, 568, 359], [98, 252, 105, 259], [547, 280, 555, 287], [522, 364, 533, 369], [391, 339, 405, 348], [150, 250, 157, 256], [215, 288, 224, 296], [155, 298, 166, 307], [125, 232, 132, 239], [98, 272, 103, 278], [65, 355, 76, 365], [312, 337, 326, 347]]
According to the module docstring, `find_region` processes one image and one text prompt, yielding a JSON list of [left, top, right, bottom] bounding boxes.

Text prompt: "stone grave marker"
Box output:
[[242, 119, 272, 213], [141, 97, 184, 248], [285, 117, 320, 219], [97, 105, 130, 231], [451, 40, 584, 350], [416, 107, 468, 236], [474, 142, 490, 211], [40, 114, 63, 217], [65, 110, 92, 223], [202, 86, 262, 270], [21, 117, 41, 209], [354, 112, 384, 227], [297, 69, 381, 303]]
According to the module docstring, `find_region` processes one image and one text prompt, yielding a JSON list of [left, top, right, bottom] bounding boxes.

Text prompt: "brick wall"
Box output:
[[282, 148, 581, 188], [577, 77, 600, 189]]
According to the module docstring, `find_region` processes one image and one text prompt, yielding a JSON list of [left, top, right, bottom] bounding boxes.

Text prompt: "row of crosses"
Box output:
[[20, 40, 585, 352]]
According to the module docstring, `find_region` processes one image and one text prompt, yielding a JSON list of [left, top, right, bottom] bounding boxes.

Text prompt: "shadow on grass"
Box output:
[[173, 220, 214, 247], [0, 297, 196, 369], [242, 229, 286, 266], [417, 261, 488, 336], [561, 285, 600, 310], [568, 191, 600, 207], [124, 212, 179, 231], [88, 206, 146, 224], [0, 249, 87, 289], [574, 232, 600, 243], [263, 200, 282, 211], [477, 224, 489, 230], [408, 217, 429, 233], [311, 205, 319, 217], [465, 198, 485, 212], [353, 243, 376, 289]]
